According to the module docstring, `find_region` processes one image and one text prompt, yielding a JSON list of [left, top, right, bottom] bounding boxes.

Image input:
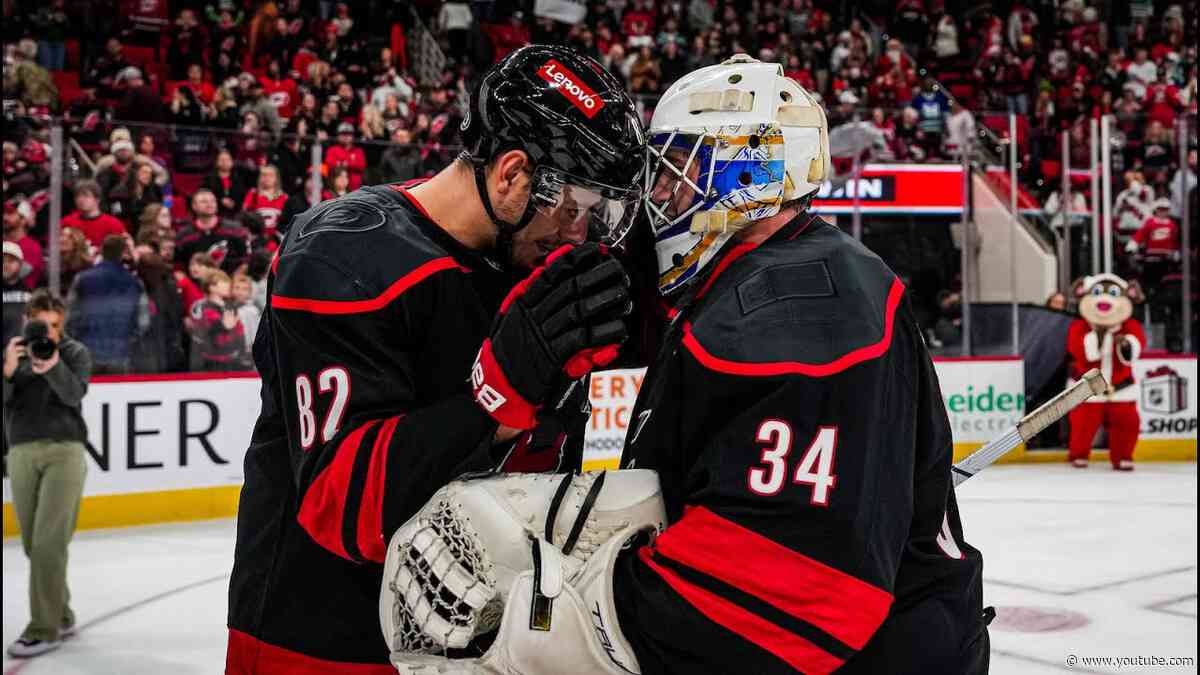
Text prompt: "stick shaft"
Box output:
[[952, 369, 1107, 486]]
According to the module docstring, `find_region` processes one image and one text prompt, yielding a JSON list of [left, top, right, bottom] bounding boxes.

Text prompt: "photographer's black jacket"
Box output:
[[3, 338, 91, 446]]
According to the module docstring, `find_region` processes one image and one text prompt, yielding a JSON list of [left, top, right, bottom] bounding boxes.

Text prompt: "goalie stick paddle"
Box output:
[[951, 368, 1108, 487]]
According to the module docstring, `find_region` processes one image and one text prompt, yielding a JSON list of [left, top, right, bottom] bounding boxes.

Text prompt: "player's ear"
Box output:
[[491, 150, 530, 195], [1126, 280, 1145, 304]]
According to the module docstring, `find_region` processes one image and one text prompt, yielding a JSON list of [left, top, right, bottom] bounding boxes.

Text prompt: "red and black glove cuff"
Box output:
[[471, 339, 541, 430]]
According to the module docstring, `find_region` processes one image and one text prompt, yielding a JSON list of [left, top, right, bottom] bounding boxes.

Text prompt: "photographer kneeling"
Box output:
[[3, 290, 92, 658]]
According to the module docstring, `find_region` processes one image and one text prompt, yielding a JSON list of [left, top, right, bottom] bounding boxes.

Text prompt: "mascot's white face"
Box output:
[[1074, 274, 1142, 329]]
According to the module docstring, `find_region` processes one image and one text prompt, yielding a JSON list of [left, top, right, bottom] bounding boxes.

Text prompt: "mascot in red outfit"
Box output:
[[1066, 274, 1145, 470]]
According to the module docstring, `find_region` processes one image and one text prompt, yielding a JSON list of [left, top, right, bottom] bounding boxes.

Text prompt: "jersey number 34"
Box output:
[[747, 421, 837, 505]]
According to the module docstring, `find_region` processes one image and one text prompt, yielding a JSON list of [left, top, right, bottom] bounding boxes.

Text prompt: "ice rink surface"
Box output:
[[4, 463, 1196, 674]]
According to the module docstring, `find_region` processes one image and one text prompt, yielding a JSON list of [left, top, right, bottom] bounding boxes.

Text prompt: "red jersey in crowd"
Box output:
[[192, 299, 246, 369], [176, 271, 205, 314], [261, 76, 299, 119], [1132, 215, 1181, 255], [170, 79, 216, 105], [243, 189, 289, 235], [324, 144, 367, 190], [62, 210, 127, 248]]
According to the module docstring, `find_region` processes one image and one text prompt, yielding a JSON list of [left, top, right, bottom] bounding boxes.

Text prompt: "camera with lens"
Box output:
[[19, 320, 58, 360]]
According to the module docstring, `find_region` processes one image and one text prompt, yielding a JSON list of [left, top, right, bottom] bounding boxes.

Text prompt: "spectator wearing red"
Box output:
[[2, 200, 43, 289], [622, 0, 656, 38], [1144, 80, 1181, 128], [177, 252, 215, 317], [190, 270, 247, 371], [323, 123, 366, 191], [483, 11, 531, 62], [171, 64, 216, 105], [243, 165, 288, 238], [61, 180, 127, 248], [201, 149, 250, 218], [1126, 199, 1181, 258], [260, 59, 299, 119], [176, 189, 252, 272]]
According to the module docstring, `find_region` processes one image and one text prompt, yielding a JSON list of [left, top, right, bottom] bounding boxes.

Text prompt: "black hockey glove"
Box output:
[[471, 243, 630, 430]]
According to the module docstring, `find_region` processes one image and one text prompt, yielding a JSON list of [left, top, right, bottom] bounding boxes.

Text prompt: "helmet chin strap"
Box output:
[[473, 162, 539, 269]]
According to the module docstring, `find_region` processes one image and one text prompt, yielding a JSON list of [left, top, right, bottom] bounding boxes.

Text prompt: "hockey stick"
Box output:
[[951, 368, 1108, 486]]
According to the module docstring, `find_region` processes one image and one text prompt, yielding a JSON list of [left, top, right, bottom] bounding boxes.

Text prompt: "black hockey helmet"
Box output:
[[460, 44, 645, 253]]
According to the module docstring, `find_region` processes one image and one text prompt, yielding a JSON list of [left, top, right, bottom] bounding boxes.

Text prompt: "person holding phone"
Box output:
[[3, 290, 92, 659]]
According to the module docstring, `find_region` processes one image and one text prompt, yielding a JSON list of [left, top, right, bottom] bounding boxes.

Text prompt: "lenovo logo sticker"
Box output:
[[538, 59, 605, 118]]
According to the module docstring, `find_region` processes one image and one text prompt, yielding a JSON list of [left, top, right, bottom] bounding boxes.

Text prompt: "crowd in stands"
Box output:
[[2, 0, 1198, 372]]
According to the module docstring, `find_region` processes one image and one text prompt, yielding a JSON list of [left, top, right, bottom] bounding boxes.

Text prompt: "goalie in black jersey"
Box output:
[[382, 55, 991, 675], [225, 45, 646, 673]]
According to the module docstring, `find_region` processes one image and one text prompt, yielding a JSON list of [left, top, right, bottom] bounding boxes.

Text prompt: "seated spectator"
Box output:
[[327, 166, 352, 199], [230, 273, 261, 352], [3, 200, 43, 289], [95, 138, 137, 201], [138, 203, 177, 240], [189, 270, 247, 371], [269, 119, 310, 196], [324, 124, 366, 191], [61, 180, 127, 248], [1126, 198, 1181, 259], [65, 235, 147, 374], [168, 10, 208, 81], [107, 161, 164, 226], [177, 252, 215, 318], [57, 227, 95, 292], [2, 241, 34, 346], [279, 173, 331, 232], [201, 149, 250, 218], [176, 189, 252, 272], [1138, 120, 1175, 188], [261, 58, 299, 120], [629, 45, 662, 94], [242, 165, 288, 238], [3, 39, 58, 111], [114, 67, 166, 123], [380, 127, 426, 184], [245, 249, 271, 312], [172, 63, 216, 105]]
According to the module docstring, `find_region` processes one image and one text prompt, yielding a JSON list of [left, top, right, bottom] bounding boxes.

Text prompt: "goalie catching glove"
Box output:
[[472, 243, 632, 430], [380, 470, 666, 674]]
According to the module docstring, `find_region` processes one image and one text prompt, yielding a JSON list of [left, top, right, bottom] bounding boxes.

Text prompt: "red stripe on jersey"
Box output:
[[296, 420, 380, 561], [637, 548, 847, 675], [682, 277, 905, 377], [696, 242, 758, 300], [271, 257, 466, 315], [356, 416, 401, 563], [651, 506, 893, 650], [394, 186, 432, 219], [225, 628, 395, 674]]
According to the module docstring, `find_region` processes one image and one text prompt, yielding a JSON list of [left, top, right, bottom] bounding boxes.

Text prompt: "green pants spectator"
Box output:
[[7, 440, 87, 643]]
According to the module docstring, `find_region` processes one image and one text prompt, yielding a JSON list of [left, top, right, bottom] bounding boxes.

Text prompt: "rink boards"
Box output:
[[3, 356, 1196, 535]]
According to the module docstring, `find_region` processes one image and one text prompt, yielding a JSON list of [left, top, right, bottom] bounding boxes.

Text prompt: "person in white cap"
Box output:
[[1126, 197, 1181, 260], [2, 240, 33, 346], [2, 199, 43, 288], [324, 121, 367, 190]]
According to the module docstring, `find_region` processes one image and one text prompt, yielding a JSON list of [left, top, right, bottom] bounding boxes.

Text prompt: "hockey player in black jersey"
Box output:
[[382, 55, 990, 675], [225, 45, 646, 673]]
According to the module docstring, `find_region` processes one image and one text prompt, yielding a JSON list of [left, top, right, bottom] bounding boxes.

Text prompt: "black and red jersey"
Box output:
[[613, 216, 989, 674], [177, 220, 252, 272], [227, 185, 527, 671]]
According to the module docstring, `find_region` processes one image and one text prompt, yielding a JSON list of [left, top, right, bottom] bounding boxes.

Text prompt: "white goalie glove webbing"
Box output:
[[389, 524, 645, 675], [380, 470, 666, 657]]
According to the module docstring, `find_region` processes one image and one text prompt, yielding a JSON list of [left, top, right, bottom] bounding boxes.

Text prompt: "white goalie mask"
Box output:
[[643, 54, 831, 294]]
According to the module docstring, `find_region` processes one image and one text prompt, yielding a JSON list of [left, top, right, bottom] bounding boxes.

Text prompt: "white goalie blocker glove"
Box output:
[[380, 470, 666, 674]]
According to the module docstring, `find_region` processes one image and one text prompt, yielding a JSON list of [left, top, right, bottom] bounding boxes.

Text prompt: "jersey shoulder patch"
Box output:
[[272, 187, 467, 311], [687, 224, 904, 376]]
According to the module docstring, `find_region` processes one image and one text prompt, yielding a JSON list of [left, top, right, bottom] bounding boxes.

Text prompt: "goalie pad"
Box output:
[[380, 470, 666, 655], [390, 524, 644, 675]]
